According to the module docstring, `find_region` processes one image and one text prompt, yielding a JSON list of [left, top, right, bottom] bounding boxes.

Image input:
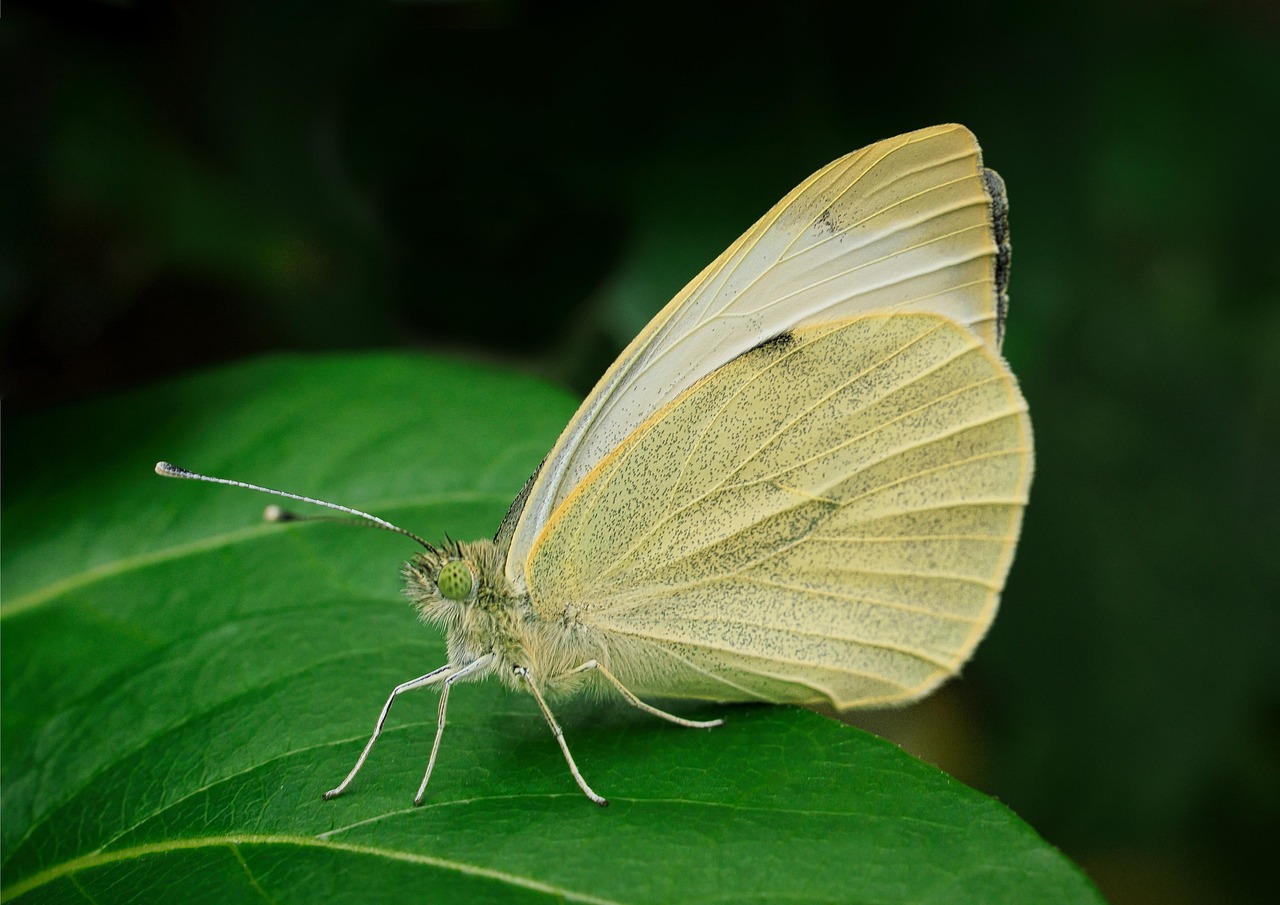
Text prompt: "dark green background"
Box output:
[[4, 3, 1277, 904]]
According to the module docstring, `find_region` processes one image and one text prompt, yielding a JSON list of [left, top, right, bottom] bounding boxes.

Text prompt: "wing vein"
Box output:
[[590, 321, 978, 584], [593, 370, 1022, 587], [624, 444, 1028, 583]]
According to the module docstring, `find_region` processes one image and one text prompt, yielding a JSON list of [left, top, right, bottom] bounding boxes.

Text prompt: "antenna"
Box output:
[[155, 461, 431, 549]]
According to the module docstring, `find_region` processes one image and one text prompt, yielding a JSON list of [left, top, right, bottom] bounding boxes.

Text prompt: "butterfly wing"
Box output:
[[525, 313, 1032, 709], [502, 124, 1011, 587]]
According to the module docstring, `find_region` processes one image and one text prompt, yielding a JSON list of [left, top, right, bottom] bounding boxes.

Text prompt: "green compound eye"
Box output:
[[436, 560, 474, 601]]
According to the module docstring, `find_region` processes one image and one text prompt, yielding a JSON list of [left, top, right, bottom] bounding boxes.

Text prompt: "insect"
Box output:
[[157, 124, 1033, 807]]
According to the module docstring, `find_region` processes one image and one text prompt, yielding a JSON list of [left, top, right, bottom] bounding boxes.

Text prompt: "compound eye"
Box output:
[[436, 560, 475, 601]]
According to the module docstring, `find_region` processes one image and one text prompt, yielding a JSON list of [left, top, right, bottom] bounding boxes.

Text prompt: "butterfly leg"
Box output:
[[323, 664, 453, 800], [414, 654, 494, 805], [514, 665, 609, 807], [564, 659, 724, 729]]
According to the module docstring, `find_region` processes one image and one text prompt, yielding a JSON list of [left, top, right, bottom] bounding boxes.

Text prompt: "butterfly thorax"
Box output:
[[404, 537, 599, 695]]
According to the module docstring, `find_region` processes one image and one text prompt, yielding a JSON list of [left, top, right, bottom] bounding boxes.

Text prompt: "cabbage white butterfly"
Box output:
[[158, 123, 1033, 807]]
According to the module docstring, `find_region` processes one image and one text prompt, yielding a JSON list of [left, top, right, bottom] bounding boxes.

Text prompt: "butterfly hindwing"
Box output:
[[526, 313, 1032, 709]]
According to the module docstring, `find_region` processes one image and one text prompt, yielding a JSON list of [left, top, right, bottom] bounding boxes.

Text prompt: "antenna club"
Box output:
[[264, 505, 296, 523], [155, 461, 191, 478]]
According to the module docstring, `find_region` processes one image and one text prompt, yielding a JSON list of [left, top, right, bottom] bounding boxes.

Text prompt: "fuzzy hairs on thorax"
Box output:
[[403, 537, 603, 697]]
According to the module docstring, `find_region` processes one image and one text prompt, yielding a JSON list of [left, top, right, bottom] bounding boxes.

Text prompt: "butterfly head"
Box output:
[[405, 539, 480, 616], [403, 537, 525, 663]]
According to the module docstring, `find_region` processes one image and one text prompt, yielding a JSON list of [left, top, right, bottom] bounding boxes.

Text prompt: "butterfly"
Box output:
[[158, 123, 1033, 806]]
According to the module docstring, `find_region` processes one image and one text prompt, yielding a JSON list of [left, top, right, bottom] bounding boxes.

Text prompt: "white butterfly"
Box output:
[[159, 123, 1033, 807]]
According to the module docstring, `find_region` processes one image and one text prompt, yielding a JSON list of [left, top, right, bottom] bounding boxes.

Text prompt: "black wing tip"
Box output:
[[981, 167, 1012, 347]]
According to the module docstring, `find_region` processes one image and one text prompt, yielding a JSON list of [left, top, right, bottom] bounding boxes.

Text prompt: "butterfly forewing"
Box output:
[[506, 124, 1010, 585], [525, 313, 1032, 709]]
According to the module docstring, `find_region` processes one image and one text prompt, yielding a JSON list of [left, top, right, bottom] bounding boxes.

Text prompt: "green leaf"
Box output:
[[2, 355, 1101, 904]]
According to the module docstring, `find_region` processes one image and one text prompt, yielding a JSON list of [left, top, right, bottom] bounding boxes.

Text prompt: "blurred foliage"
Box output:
[[3, 1, 1278, 903]]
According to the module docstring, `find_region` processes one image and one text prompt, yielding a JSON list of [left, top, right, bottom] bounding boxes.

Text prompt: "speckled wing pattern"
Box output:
[[526, 314, 1032, 709], [504, 124, 1011, 588]]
